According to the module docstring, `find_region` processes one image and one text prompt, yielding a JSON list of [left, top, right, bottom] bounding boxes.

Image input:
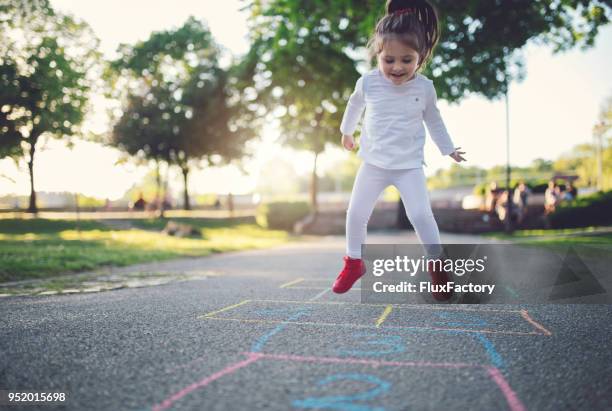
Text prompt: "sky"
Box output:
[[0, 0, 610, 200]]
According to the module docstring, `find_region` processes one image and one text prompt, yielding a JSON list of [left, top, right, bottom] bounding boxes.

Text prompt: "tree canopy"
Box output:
[[239, 0, 610, 208], [0, 0, 102, 212], [244, 0, 610, 101], [108, 17, 256, 209]]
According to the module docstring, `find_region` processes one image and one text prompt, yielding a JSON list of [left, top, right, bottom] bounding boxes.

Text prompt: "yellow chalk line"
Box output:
[[245, 299, 523, 312], [198, 300, 549, 336], [279, 278, 305, 288], [198, 299, 251, 318], [201, 317, 546, 335], [375, 305, 393, 328]]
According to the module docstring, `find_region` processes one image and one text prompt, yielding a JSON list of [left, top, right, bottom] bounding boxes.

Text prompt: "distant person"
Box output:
[[566, 181, 578, 200], [332, 0, 467, 302], [133, 193, 146, 211], [513, 181, 530, 224], [555, 185, 566, 202], [544, 181, 558, 214], [213, 197, 221, 209], [227, 193, 234, 216], [495, 189, 515, 222], [162, 195, 172, 210], [484, 181, 500, 215]]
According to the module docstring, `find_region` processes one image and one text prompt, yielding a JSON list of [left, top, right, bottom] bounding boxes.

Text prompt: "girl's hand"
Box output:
[[449, 147, 466, 162], [342, 134, 356, 150]]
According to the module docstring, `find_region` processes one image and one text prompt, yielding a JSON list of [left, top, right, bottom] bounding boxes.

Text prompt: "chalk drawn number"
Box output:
[[292, 373, 390, 411]]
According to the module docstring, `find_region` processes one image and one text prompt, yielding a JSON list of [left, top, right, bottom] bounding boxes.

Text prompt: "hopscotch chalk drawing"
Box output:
[[147, 280, 551, 411]]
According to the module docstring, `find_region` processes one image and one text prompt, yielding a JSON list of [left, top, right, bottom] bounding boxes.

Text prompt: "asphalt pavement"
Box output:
[[1, 232, 611, 411]]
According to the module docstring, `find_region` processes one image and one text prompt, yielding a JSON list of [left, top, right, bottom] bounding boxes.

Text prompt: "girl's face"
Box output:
[[378, 38, 420, 85]]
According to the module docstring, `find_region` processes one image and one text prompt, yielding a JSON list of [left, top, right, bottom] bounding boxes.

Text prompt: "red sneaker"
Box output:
[[427, 259, 454, 302], [332, 256, 366, 294]]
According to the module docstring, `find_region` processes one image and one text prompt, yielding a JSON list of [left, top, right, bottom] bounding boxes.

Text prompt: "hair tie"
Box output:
[[393, 7, 417, 16]]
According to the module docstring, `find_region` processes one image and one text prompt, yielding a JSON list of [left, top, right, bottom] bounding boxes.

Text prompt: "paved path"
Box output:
[[1, 232, 611, 410]]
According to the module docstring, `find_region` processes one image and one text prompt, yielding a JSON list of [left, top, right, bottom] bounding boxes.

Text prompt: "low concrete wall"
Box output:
[[298, 203, 547, 235]]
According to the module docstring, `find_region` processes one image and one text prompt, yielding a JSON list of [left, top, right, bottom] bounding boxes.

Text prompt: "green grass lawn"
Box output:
[[0, 217, 290, 283], [485, 226, 612, 246], [481, 227, 611, 267]]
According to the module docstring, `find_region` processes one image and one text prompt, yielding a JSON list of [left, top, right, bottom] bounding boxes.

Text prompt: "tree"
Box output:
[[427, 163, 487, 189], [179, 65, 254, 209], [237, 15, 358, 211], [591, 96, 611, 190], [246, 0, 609, 101], [111, 86, 178, 210], [553, 96, 611, 190], [108, 17, 255, 211], [0, 0, 101, 212], [240, 0, 610, 209], [531, 158, 555, 173]]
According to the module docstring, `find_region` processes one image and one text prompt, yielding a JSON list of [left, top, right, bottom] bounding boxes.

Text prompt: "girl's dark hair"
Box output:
[[367, 0, 440, 68]]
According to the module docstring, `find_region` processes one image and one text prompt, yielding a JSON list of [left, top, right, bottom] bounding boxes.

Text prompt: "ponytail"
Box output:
[[368, 0, 440, 67]]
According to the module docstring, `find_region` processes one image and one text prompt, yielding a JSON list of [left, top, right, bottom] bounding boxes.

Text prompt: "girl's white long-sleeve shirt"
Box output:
[[340, 69, 455, 169]]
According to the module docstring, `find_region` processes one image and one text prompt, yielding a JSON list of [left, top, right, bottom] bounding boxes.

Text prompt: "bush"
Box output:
[[256, 201, 312, 230], [77, 195, 106, 208], [523, 178, 552, 194], [529, 181, 549, 194], [549, 190, 612, 228]]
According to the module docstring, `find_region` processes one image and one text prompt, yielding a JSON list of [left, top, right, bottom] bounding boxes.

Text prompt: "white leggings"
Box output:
[[346, 162, 442, 258]]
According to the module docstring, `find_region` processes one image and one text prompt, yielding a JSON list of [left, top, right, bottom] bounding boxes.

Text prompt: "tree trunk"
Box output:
[[181, 166, 190, 210], [27, 138, 37, 213], [504, 164, 513, 233], [155, 160, 161, 207], [310, 151, 319, 213], [155, 160, 165, 218]]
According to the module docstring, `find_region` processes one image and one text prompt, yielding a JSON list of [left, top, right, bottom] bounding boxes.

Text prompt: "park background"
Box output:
[[0, 0, 611, 290], [1, 3, 612, 410]]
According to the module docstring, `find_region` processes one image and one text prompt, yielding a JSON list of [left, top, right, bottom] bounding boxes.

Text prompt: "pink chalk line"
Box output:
[[151, 351, 526, 411], [486, 367, 527, 411], [151, 352, 263, 411]]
